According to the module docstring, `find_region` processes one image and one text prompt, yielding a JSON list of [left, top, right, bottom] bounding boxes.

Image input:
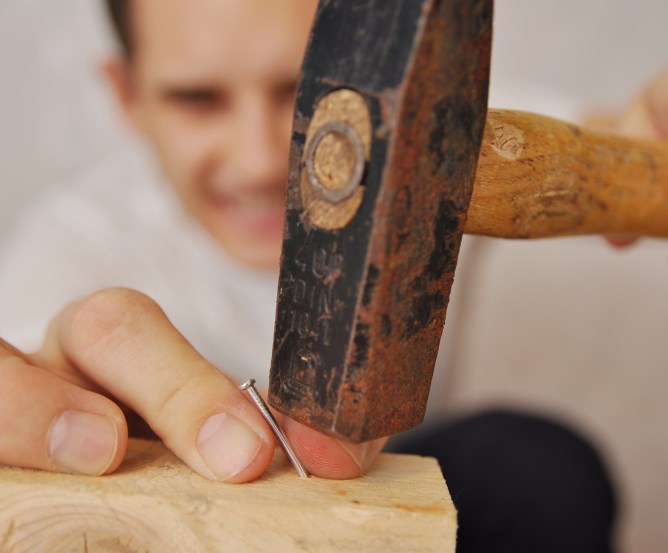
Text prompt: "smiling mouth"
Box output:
[[203, 187, 286, 235], [205, 184, 284, 208]]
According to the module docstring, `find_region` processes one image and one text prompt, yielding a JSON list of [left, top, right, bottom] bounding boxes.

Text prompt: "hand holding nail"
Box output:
[[0, 288, 384, 482]]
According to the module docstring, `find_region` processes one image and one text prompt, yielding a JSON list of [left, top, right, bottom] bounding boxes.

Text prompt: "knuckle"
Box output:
[[65, 288, 161, 355], [151, 371, 202, 425]]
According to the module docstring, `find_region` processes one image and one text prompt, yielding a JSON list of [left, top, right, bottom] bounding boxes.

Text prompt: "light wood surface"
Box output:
[[467, 109, 668, 238], [0, 439, 456, 553]]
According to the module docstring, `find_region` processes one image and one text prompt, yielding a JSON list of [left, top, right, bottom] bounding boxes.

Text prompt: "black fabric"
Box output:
[[389, 410, 617, 553]]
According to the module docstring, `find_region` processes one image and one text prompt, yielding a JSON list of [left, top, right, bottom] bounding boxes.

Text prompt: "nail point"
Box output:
[[239, 377, 309, 478]]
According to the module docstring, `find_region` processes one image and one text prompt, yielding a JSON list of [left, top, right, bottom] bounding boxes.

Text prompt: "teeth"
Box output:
[[210, 192, 284, 216], [236, 194, 283, 210], [206, 184, 284, 214]]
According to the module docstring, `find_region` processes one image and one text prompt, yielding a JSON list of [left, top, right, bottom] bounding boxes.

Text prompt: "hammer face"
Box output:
[[269, 0, 492, 443]]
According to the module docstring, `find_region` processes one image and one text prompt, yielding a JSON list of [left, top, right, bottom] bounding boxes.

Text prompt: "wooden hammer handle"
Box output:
[[466, 109, 668, 238]]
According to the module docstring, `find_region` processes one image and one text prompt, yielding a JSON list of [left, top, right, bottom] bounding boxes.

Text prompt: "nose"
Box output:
[[226, 91, 291, 188]]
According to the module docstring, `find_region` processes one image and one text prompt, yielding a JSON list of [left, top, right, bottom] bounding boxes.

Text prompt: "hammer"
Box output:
[[268, 0, 668, 443]]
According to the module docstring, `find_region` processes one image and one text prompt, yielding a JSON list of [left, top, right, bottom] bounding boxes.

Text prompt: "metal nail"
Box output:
[[239, 379, 309, 478]]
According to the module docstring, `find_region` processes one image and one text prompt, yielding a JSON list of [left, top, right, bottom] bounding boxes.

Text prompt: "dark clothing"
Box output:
[[389, 410, 617, 553]]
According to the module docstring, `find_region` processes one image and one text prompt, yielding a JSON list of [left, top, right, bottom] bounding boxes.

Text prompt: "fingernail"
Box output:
[[48, 410, 118, 476], [337, 440, 371, 474], [197, 413, 262, 481]]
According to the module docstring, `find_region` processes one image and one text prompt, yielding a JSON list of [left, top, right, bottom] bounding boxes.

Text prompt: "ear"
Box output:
[[102, 57, 143, 131]]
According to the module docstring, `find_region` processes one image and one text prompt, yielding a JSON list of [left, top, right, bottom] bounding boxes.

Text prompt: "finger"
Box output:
[[283, 417, 387, 479], [30, 313, 158, 440], [53, 288, 276, 483], [617, 69, 668, 139], [0, 346, 127, 475], [257, 388, 386, 479], [646, 69, 668, 138], [601, 70, 668, 250], [0, 337, 30, 360], [604, 235, 638, 248]]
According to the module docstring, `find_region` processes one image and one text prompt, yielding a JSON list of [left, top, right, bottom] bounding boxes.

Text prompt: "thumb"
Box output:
[[617, 68, 668, 139]]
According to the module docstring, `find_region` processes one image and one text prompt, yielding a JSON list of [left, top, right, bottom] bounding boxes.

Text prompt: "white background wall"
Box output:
[[0, 0, 126, 240], [0, 1, 666, 551], [491, 0, 668, 115]]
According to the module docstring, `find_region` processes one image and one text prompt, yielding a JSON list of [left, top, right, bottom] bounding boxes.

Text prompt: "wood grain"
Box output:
[[467, 109, 668, 238], [0, 439, 456, 553]]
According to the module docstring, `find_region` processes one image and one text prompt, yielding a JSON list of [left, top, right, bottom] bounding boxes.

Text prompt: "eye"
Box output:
[[163, 87, 229, 113], [272, 79, 298, 107]]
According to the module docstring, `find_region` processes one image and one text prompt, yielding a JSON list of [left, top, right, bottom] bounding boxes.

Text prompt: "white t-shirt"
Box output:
[[0, 146, 279, 388]]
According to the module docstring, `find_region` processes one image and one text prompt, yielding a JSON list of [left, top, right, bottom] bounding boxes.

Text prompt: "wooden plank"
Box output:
[[0, 439, 456, 552]]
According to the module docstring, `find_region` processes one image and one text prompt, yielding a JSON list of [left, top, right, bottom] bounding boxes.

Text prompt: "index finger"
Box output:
[[252, 387, 386, 479], [283, 417, 387, 479], [51, 288, 276, 483]]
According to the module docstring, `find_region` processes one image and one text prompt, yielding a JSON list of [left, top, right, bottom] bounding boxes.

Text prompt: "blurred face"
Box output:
[[110, 0, 317, 268]]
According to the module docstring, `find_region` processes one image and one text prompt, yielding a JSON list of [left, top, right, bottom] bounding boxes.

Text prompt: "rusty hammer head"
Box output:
[[268, 0, 493, 443]]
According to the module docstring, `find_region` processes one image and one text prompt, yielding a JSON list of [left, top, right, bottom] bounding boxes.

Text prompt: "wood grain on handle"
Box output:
[[466, 109, 668, 238]]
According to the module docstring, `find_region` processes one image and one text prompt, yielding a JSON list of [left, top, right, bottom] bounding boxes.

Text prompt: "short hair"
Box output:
[[105, 0, 133, 57]]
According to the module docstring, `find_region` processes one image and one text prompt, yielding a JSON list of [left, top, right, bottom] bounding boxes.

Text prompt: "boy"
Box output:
[[3, 0, 665, 549], [0, 0, 379, 484]]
